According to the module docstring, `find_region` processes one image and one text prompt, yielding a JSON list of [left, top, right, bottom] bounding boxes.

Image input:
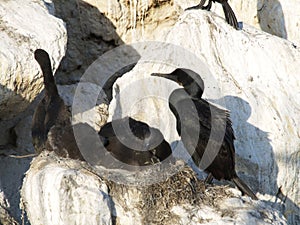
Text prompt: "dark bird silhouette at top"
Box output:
[[33, 49, 172, 167], [152, 68, 258, 199], [186, 0, 240, 30]]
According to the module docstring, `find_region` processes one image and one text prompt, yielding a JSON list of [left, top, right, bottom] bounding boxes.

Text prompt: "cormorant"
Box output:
[[33, 49, 172, 167], [32, 49, 84, 160], [186, 0, 239, 30], [152, 68, 258, 200], [98, 116, 173, 166]]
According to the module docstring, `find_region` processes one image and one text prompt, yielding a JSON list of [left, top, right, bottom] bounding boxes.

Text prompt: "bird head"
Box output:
[[151, 68, 204, 98]]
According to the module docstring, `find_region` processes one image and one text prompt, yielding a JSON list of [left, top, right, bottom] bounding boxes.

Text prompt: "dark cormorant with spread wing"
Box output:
[[186, 0, 239, 30], [152, 68, 257, 199]]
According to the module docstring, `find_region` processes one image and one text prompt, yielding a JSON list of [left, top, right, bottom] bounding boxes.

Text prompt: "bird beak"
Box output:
[[151, 72, 178, 83]]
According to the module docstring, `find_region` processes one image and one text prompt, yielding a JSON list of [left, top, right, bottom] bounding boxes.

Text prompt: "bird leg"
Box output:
[[203, 0, 213, 11], [185, 0, 207, 10], [204, 172, 214, 184]]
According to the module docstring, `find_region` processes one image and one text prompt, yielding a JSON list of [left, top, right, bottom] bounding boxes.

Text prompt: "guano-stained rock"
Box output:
[[0, 0, 67, 120]]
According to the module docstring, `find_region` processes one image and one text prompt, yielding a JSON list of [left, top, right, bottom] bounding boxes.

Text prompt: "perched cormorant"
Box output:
[[33, 49, 172, 167], [152, 68, 258, 200], [32, 49, 84, 160], [186, 0, 239, 30]]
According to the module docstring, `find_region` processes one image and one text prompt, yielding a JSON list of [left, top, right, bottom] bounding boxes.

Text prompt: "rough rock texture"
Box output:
[[50, 0, 125, 84], [179, 0, 300, 45], [0, 191, 18, 225], [170, 11, 300, 223], [0, 0, 67, 223], [89, 0, 300, 45], [21, 152, 112, 225], [233, 0, 300, 45], [89, 0, 180, 42], [0, 0, 66, 120], [21, 152, 287, 225], [103, 9, 300, 225], [1, 0, 300, 224]]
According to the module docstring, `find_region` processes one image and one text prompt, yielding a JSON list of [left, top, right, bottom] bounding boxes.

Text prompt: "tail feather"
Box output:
[[222, 3, 239, 29], [232, 175, 258, 200]]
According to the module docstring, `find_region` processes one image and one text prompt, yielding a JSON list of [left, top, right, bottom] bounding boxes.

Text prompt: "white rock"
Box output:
[[87, 0, 180, 42], [21, 152, 286, 225], [21, 152, 112, 225], [100, 10, 299, 224], [0, 0, 67, 120], [15, 2, 300, 225], [168, 12, 300, 225], [234, 0, 300, 45], [178, 0, 300, 45], [172, 198, 287, 225]]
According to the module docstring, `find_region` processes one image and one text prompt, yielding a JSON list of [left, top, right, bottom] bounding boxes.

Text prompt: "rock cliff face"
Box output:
[[21, 152, 287, 225], [0, 0, 66, 224], [0, 0, 299, 224], [0, 0, 67, 147], [163, 10, 300, 224], [104, 8, 300, 224], [0, 0, 66, 120], [88, 0, 300, 45], [227, 0, 300, 45]]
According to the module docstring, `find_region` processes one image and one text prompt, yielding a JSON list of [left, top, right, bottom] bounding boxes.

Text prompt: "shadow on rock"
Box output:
[[1, 1, 140, 224], [257, 0, 287, 39], [0, 83, 34, 225], [51, 0, 126, 84], [216, 95, 299, 225]]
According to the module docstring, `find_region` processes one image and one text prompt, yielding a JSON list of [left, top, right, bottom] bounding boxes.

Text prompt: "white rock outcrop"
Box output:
[[22, 8, 299, 225], [87, 0, 300, 45], [21, 152, 287, 225], [104, 9, 300, 225], [84, 0, 180, 42], [21, 152, 112, 225], [0, 0, 66, 120], [232, 0, 300, 45], [179, 0, 300, 45], [0, 0, 67, 223]]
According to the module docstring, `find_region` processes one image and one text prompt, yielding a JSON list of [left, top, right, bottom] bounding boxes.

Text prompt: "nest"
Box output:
[[107, 163, 234, 225]]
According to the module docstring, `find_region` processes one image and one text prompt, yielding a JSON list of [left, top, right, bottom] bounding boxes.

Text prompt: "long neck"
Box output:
[[37, 55, 59, 98], [169, 102, 181, 136], [185, 81, 203, 99], [168, 89, 190, 136]]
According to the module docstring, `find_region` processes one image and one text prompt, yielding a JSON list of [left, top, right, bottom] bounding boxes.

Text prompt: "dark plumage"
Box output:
[[32, 49, 83, 160], [152, 68, 257, 200], [33, 49, 172, 167], [186, 0, 239, 30], [98, 117, 173, 166]]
